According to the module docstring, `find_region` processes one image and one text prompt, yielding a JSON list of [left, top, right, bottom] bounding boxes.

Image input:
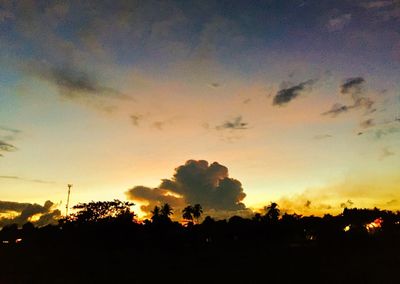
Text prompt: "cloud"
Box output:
[[25, 61, 129, 100], [126, 186, 185, 214], [323, 77, 375, 117], [326, 14, 352, 32], [340, 77, 365, 96], [274, 172, 400, 215], [216, 116, 248, 130], [209, 82, 220, 88], [380, 147, 395, 160], [360, 119, 375, 128], [375, 126, 400, 139], [322, 103, 349, 116], [130, 115, 142, 127], [0, 200, 61, 227], [340, 199, 354, 208], [272, 79, 315, 106], [126, 160, 247, 216], [0, 126, 20, 135], [0, 175, 55, 184], [0, 141, 17, 157]]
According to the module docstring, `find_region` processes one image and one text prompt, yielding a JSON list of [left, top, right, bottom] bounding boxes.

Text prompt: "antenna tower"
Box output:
[[66, 184, 72, 217]]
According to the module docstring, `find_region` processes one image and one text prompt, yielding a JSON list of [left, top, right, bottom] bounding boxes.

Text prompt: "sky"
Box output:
[[0, 0, 399, 223]]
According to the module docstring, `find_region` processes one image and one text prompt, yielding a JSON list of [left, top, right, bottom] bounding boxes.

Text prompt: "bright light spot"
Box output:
[[15, 238, 22, 243], [365, 217, 383, 233], [344, 225, 351, 232], [2, 240, 9, 244]]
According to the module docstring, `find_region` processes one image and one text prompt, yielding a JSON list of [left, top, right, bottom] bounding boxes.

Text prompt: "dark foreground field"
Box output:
[[1, 223, 400, 284]]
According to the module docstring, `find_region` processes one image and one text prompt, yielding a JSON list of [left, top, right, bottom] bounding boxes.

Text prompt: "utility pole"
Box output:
[[66, 184, 72, 217]]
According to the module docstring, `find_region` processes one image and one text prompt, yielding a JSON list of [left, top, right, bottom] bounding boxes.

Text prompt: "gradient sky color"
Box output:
[[0, 0, 399, 218]]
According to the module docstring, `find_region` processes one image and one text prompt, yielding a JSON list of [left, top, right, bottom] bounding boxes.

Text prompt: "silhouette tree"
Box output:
[[264, 202, 280, 222], [182, 205, 194, 223], [151, 205, 161, 222], [69, 199, 135, 223], [160, 203, 173, 218], [192, 204, 203, 224]]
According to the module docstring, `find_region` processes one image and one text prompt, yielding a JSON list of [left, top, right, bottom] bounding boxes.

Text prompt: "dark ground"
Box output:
[[1, 230, 399, 284]]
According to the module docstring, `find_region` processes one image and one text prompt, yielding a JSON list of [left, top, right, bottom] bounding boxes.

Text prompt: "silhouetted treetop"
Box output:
[[69, 199, 135, 223]]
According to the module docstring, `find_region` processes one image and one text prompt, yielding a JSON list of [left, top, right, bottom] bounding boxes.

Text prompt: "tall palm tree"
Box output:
[[151, 205, 161, 222], [192, 204, 203, 224], [182, 205, 194, 223], [160, 203, 173, 218]]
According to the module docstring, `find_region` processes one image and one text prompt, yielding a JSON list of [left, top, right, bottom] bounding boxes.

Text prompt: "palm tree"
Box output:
[[182, 205, 194, 223], [192, 204, 203, 224], [151, 205, 161, 222], [160, 203, 173, 218], [264, 202, 280, 222]]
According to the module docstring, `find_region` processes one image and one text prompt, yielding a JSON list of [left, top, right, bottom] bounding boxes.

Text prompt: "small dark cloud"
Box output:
[[243, 98, 251, 104], [126, 160, 247, 216], [0, 141, 17, 157], [340, 77, 365, 96], [272, 79, 315, 106], [209, 82, 220, 88], [322, 103, 349, 117], [360, 119, 375, 129], [304, 200, 311, 208], [216, 116, 248, 130], [0, 200, 60, 227], [130, 114, 142, 127], [340, 199, 354, 208]]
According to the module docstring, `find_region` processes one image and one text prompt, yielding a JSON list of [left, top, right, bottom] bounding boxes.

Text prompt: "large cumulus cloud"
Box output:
[[126, 160, 247, 216]]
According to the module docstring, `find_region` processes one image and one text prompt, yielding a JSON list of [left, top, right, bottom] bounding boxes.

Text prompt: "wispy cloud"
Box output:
[[25, 61, 130, 101], [216, 116, 248, 130], [360, 119, 375, 129], [322, 103, 349, 116], [130, 114, 143, 127], [323, 77, 375, 117], [0, 175, 55, 184], [380, 147, 395, 160], [340, 77, 365, 95], [272, 79, 315, 106], [0, 141, 17, 157]]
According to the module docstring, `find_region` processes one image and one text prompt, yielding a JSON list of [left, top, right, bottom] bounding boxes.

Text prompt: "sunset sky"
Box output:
[[0, 0, 399, 222]]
